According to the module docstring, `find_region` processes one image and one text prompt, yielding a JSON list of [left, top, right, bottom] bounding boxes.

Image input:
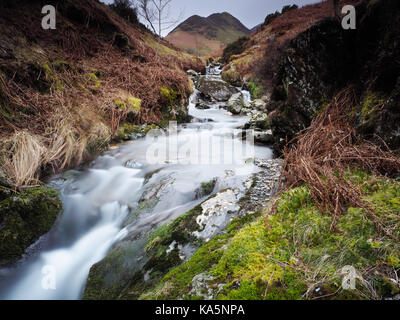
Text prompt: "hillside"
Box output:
[[221, 0, 344, 89], [166, 12, 250, 57], [0, 0, 203, 266]]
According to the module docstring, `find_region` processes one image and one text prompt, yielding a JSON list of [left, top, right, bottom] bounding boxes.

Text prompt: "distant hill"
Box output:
[[250, 23, 263, 33], [166, 12, 250, 57]]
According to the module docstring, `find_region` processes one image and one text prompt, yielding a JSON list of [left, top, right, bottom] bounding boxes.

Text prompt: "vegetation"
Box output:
[[221, 37, 250, 64], [137, 170, 400, 300], [0, 186, 62, 265], [0, 0, 203, 189], [109, 0, 139, 24]]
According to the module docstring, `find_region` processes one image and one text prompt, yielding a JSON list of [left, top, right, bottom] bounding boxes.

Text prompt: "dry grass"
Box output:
[[0, 0, 203, 189], [281, 87, 400, 234], [0, 131, 45, 188]]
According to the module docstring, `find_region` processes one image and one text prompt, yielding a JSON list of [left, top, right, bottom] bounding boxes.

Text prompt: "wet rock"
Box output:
[[188, 273, 216, 300], [197, 76, 238, 102], [193, 189, 240, 242], [244, 110, 269, 131], [187, 69, 199, 77], [195, 99, 212, 110], [226, 92, 245, 115], [0, 186, 62, 267], [254, 130, 274, 144], [252, 99, 267, 111]]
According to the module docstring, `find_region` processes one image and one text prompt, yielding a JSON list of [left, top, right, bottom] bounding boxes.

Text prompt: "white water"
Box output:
[[0, 70, 272, 300]]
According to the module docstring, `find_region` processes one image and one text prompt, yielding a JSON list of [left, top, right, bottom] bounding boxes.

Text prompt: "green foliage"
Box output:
[[0, 186, 62, 265], [113, 95, 141, 113], [361, 92, 385, 120], [160, 87, 178, 107], [88, 73, 101, 88], [109, 0, 138, 24], [248, 81, 262, 99]]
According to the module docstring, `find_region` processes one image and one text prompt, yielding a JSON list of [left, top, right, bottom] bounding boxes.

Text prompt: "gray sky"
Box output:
[[101, 0, 322, 36]]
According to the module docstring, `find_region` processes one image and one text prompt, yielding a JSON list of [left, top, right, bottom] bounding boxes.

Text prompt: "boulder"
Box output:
[[0, 186, 62, 267], [226, 92, 245, 115], [252, 99, 267, 111], [195, 99, 212, 110], [186, 69, 199, 77], [245, 110, 269, 130], [197, 76, 238, 102], [254, 130, 274, 145]]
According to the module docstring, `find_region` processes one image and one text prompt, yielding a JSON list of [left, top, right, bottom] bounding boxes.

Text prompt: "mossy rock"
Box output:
[[0, 186, 62, 266]]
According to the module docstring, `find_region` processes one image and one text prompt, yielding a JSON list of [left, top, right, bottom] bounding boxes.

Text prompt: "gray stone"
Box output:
[[197, 76, 238, 102], [187, 69, 199, 77], [254, 130, 274, 144], [226, 92, 245, 115], [252, 99, 267, 111]]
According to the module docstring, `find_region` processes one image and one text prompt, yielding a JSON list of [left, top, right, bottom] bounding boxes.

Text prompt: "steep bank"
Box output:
[[221, 0, 399, 154], [0, 0, 204, 265], [194, 0, 400, 300], [0, 0, 204, 190]]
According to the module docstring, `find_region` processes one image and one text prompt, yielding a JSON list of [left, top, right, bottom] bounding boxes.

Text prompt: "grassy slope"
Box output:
[[0, 0, 204, 189], [140, 171, 400, 300]]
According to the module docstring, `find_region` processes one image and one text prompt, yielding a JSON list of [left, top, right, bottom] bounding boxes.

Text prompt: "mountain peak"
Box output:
[[167, 12, 250, 57]]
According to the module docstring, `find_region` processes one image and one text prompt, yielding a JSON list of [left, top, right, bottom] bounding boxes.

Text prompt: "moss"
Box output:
[[139, 210, 265, 300], [114, 123, 159, 142], [361, 92, 385, 121], [314, 96, 330, 116], [160, 87, 178, 107], [221, 69, 242, 87], [114, 123, 141, 142], [87, 72, 101, 88], [43, 63, 65, 91], [201, 180, 216, 196], [113, 94, 142, 114], [146, 204, 204, 253], [248, 81, 262, 99], [0, 186, 62, 266]]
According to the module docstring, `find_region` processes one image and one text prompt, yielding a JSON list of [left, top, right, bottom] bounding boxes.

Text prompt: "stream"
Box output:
[[0, 65, 273, 300]]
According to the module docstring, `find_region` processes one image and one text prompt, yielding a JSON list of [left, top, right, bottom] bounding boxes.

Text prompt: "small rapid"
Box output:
[[0, 65, 272, 300]]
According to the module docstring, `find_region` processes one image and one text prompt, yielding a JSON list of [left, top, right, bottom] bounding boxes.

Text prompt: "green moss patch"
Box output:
[[0, 186, 62, 266]]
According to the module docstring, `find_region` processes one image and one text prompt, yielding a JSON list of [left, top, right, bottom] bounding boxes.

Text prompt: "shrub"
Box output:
[[109, 0, 139, 24], [264, 11, 280, 26], [282, 5, 298, 14]]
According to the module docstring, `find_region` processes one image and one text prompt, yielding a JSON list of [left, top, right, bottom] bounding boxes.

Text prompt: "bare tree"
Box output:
[[137, 0, 183, 37], [333, 0, 341, 20]]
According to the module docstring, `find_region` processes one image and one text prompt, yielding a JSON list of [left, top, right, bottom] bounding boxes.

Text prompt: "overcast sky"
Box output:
[[100, 0, 322, 36]]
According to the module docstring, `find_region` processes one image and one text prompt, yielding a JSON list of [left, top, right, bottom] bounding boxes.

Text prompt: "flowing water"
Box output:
[[0, 67, 272, 300]]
